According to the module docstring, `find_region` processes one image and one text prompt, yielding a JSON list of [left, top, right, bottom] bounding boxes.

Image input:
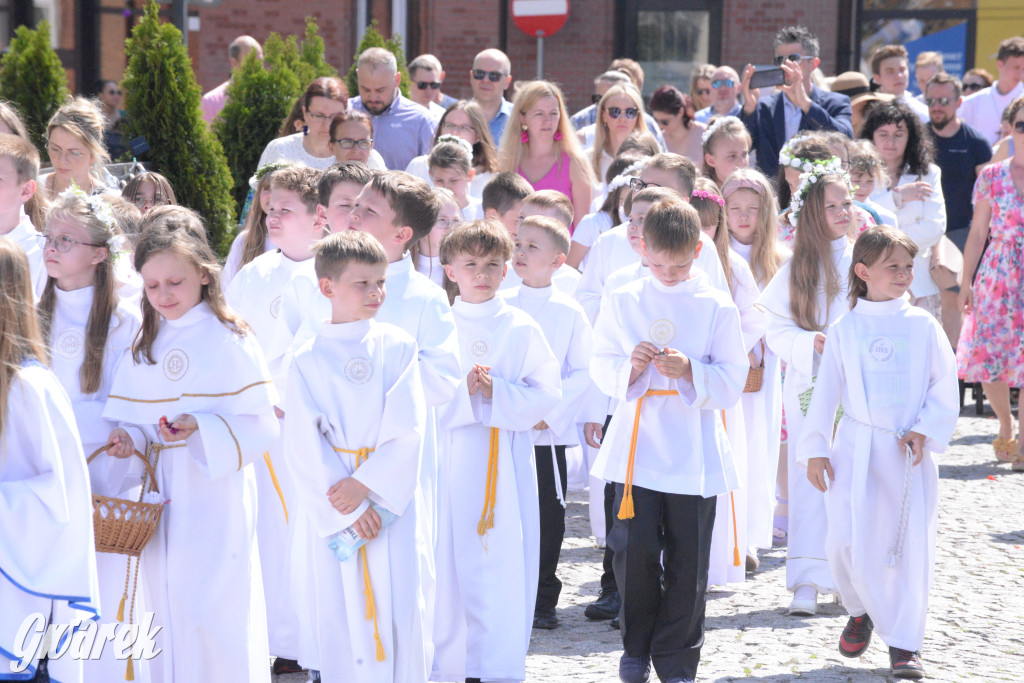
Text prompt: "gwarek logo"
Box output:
[[7, 613, 162, 674]]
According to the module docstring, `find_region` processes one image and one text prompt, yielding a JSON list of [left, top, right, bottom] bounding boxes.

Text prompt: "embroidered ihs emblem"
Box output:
[[344, 357, 373, 385], [867, 336, 895, 363], [649, 319, 675, 347], [468, 336, 491, 360], [163, 348, 190, 381], [54, 328, 85, 359]]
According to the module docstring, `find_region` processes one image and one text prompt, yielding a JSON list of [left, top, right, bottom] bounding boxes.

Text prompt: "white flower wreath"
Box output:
[[606, 158, 651, 193], [58, 183, 126, 255], [788, 156, 853, 223], [700, 115, 742, 147]]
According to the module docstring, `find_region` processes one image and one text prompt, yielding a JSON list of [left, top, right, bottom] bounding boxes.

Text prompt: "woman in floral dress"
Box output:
[[958, 95, 1024, 469]]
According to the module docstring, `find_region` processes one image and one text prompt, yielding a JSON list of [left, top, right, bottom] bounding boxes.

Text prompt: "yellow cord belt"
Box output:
[[332, 446, 385, 663], [618, 390, 676, 520], [478, 428, 499, 536]]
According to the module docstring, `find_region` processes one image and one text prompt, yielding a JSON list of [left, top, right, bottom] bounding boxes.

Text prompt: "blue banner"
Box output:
[[907, 22, 968, 95]]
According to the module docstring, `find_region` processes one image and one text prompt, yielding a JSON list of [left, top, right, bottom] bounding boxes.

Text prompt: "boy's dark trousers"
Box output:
[[598, 414, 616, 594], [534, 444, 568, 616], [609, 483, 716, 681]]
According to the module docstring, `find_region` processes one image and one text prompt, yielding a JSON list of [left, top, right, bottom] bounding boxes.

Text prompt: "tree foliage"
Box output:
[[215, 18, 336, 214], [344, 20, 411, 100], [0, 20, 69, 155], [122, 1, 235, 253]]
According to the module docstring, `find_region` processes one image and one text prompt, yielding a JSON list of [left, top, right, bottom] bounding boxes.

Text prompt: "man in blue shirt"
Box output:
[[740, 26, 853, 175], [349, 47, 436, 170], [694, 65, 742, 124], [927, 72, 992, 251], [471, 48, 514, 145]]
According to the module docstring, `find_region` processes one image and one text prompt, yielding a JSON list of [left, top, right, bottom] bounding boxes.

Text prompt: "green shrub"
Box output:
[[122, 1, 235, 253], [0, 20, 69, 155], [215, 18, 336, 215], [345, 20, 411, 101]]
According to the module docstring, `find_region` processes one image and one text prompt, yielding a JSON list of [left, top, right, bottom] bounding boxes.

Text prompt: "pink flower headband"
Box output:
[[691, 189, 724, 207], [721, 177, 766, 199]]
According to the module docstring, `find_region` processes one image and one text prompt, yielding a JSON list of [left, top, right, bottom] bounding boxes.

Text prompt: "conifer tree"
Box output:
[[0, 20, 69, 154]]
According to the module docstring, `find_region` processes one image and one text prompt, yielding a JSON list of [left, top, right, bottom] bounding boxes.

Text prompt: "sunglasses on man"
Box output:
[[924, 97, 953, 107], [962, 82, 985, 93], [773, 53, 813, 67], [416, 81, 441, 90], [472, 69, 507, 82], [712, 79, 735, 89]]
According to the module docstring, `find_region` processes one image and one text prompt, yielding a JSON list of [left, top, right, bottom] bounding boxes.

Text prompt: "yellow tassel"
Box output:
[[125, 655, 134, 681], [361, 546, 375, 620], [477, 429, 499, 536], [733, 545, 742, 567], [374, 630, 386, 662], [617, 491, 634, 520], [116, 593, 126, 623]]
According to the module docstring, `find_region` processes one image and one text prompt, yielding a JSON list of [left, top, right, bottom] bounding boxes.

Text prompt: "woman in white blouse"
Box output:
[[862, 100, 947, 318]]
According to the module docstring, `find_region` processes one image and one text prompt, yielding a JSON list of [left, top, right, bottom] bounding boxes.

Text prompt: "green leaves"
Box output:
[[122, 1, 235, 254], [0, 20, 69, 156]]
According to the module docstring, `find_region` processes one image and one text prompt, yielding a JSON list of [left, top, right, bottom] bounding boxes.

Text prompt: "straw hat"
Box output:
[[831, 71, 894, 107]]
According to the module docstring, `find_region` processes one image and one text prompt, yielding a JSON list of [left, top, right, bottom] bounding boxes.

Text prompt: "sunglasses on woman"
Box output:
[[607, 107, 639, 120]]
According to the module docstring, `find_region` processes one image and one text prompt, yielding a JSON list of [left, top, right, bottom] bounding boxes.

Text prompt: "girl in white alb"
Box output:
[[37, 188, 146, 683], [0, 240, 100, 683], [413, 187, 461, 288], [757, 171, 856, 615], [102, 206, 279, 683], [800, 226, 958, 678]]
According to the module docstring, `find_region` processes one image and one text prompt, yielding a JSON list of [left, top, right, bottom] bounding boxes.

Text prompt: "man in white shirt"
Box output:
[[694, 65, 742, 124], [870, 44, 930, 122], [958, 36, 1024, 146]]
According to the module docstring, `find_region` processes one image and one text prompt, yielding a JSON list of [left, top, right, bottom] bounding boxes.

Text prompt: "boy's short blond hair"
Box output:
[[269, 166, 322, 213], [518, 215, 570, 255], [439, 218, 514, 264], [522, 189, 573, 228], [0, 133, 39, 183], [642, 199, 701, 256], [314, 229, 388, 281]]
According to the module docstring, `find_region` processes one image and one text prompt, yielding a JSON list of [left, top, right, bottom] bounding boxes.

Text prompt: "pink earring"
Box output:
[[553, 130, 563, 141], [521, 126, 529, 144]]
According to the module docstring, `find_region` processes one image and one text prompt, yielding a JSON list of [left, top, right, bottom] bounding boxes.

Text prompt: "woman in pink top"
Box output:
[[499, 81, 594, 231]]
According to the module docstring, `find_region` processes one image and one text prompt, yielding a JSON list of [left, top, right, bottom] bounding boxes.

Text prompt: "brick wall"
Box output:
[[418, 0, 503, 103], [721, 0, 841, 77]]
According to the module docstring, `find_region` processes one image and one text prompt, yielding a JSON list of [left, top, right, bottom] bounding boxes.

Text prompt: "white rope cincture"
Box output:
[[841, 414, 915, 569], [549, 433, 566, 509]]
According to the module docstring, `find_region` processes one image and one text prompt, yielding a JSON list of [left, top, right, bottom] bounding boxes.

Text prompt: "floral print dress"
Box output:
[[957, 160, 1024, 385]]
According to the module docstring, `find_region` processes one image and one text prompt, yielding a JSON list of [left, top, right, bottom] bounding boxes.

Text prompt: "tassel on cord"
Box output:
[[477, 429, 499, 536], [360, 546, 386, 662], [619, 391, 677, 520], [722, 411, 741, 567], [125, 655, 134, 681], [116, 593, 126, 623], [262, 452, 289, 524]]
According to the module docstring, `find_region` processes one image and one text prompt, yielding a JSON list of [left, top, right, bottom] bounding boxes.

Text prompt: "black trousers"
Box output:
[[534, 444, 568, 615], [598, 413, 617, 592], [609, 483, 717, 681]]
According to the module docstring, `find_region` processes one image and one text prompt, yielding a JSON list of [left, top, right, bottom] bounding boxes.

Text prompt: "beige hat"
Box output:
[[831, 71, 894, 108]]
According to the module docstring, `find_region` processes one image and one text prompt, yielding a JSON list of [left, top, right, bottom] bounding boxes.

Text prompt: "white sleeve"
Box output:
[[796, 324, 845, 466]]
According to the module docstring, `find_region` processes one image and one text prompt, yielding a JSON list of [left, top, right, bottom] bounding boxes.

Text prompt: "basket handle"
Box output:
[[86, 443, 160, 495]]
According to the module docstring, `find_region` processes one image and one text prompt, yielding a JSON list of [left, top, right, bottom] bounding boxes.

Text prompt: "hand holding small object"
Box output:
[[328, 475, 370, 515], [630, 341, 659, 372], [352, 506, 382, 541], [160, 414, 197, 442], [584, 422, 604, 449], [813, 333, 826, 354], [740, 64, 760, 114], [899, 430, 926, 466], [652, 347, 691, 381], [107, 428, 135, 459], [806, 457, 834, 492]]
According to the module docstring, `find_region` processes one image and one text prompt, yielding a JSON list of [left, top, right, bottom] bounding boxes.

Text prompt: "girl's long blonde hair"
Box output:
[[789, 175, 846, 331], [37, 192, 122, 395], [498, 80, 594, 186], [132, 206, 248, 365], [239, 166, 284, 270], [721, 167, 782, 288], [591, 84, 648, 178], [0, 240, 48, 442], [690, 177, 732, 292]]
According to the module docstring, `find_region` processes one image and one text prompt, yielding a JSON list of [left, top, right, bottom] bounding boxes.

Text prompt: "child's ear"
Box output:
[[395, 225, 414, 246], [443, 263, 455, 282], [484, 207, 499, 220], [853, 262, 870, 283], [92, 247, 109, 266], [315, 204, 329, 230], [19, 179, 35, 204], [318, 277, 335, 298], [553, 252, 567, 269], [703, 152, 716, 170]]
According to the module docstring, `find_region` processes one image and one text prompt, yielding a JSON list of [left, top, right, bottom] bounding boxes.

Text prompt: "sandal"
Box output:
[[993, 437, 1018, 462]]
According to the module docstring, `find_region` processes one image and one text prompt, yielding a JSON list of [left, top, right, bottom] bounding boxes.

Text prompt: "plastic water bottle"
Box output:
[[326, 504, 398, 562]]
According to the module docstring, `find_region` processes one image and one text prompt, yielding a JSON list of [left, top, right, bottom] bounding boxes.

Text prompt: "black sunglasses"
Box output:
[[925, 96, 953, 107], [963, 82, 985, 92], [416, 81, 441, 90], [607, 106, 639, 120], [773, 53, 812, 66], [472, 69, 506, 83], [1015, 121, 1024, 134]]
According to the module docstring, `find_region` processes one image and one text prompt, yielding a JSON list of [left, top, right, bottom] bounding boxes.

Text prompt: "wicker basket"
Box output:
[[743, 340, 765, 393], [86, 444, 165, 557]]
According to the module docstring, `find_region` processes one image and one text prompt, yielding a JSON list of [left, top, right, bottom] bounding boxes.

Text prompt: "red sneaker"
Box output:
[[838, 614, 873, 658], [889, 648, 925, 679]]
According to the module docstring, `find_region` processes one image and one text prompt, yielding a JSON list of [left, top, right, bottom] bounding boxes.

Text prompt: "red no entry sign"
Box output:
[[511, 0, 570, 38]]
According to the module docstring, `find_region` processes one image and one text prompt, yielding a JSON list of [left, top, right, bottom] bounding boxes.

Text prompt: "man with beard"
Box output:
[[926, 72, 991, 251], [349, 47, 436, 170]]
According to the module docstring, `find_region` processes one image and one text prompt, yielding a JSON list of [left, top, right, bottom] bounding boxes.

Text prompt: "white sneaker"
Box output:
[[788, 586, 817, 616]]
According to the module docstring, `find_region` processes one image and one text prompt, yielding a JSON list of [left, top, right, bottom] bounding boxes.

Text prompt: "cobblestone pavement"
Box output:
[[275, 410, 1024, 682]]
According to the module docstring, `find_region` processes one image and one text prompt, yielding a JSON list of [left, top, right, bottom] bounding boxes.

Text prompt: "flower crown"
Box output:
[[248, 161, 291, 191], [606, 158, 650, 194], [691, 188, 725, 207], [435, 134, 474, 158], [58, 183, 125, 252], [788, 156, 853, 223], [701, 115, 742, 147], [777, 134, 818, 171]]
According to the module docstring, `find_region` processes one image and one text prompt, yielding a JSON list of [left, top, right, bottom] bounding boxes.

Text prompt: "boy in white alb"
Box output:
[[502, 215, 593, 630], [590, 199, 748, 683], [500, 190, 581, 296], [284, 230, 428, 683], [226, 165, 325, 673], [432, 219, 562, 683], [0, 134, 46, 296]]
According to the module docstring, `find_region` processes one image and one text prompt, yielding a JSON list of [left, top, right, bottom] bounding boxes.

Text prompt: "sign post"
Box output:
[[510, 0, 570, 79]]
